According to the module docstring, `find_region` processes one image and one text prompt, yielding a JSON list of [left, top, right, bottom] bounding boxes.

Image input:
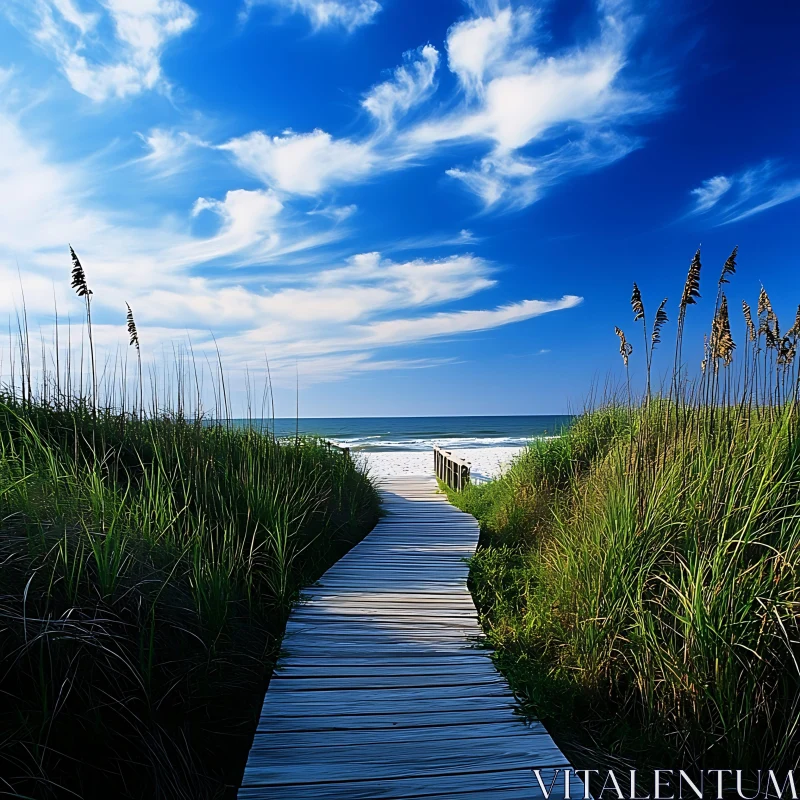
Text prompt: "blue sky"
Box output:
[[0, 0, 798, 416]]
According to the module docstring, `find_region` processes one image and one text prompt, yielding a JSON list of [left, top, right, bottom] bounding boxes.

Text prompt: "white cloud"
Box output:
[[356, 295, 582, 347], [219, 129, 380, 195], [0, 110, 108, 257], [448, 129, 640, 210], [446, 7, 534, 95], [727, 180, 800, 223], [315, 252, 496, 308], [690, 175, 732, 213], [477, 51, 627, 148], [307, 204, 358, 223], [136, 128, 209, 175], [388, 228, 482, 253], [182, 189, 284, 263], [448, 151, 538, 208], [49, 0, 98, 35], [362, 45, 439, 129], [182, 252, 496, 329], [197, 290, 581, 375], [689, 161, 800, 224], [5, 0, 196, 101], [241, 0, 381, 31]]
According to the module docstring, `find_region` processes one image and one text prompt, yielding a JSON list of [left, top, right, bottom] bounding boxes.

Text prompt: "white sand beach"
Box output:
[[355, 446, 524, 481]]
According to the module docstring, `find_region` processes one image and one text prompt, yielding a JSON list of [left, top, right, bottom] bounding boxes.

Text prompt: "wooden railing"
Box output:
[[433, 445, 471, 491], [324, 440, 351, 458]]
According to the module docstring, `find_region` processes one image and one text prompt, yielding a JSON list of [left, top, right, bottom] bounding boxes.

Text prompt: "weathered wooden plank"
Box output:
[[316, 558, 467, 566], [238, 767, 566, 800], [306, 583, 474, 593], [290, 613, 480, 625], [278, 641, 489, 655], [243, 737, 568, 785], [267, 673, 505, 690], [260, 682, 514, 707], [258, 697, 516, 721], [282, 628, 485, 642], [300, 584, 472, 602], [292, 610, 475, 635], [274, 654, 496, 669], [296, 596, 478, 606], [239, 782, 549, 800], [274, 656, 496, 670], [248, 720, 547, 747], [273, 665, 498, 680], [255, 707, 531, 733]]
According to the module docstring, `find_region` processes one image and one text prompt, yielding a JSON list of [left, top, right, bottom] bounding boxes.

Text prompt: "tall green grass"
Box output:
[[451, 249, 800, 777], [0, 249, 380, 798]]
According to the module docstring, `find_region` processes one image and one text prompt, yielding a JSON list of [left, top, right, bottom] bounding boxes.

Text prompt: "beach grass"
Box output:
[[449, 249, 800, 777], [0, 251, 380, 798]]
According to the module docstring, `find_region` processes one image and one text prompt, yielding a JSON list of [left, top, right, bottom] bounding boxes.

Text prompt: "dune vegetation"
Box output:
[[0, 249, 380, 798], [450, 248, 800, 777]]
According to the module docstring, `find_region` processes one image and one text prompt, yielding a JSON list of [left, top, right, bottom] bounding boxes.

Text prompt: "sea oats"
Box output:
[[615, 326, 633, 367], [631, 282, 645, 322], [651, 298, 668, 350]]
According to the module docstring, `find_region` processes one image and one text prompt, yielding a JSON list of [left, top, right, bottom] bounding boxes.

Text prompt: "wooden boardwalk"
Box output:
[[238, 475, 570, 799]]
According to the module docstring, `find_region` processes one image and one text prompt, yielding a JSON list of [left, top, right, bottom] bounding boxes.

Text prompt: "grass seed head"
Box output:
[[631, 283, 645, 322], [718, 245, 738, 287], [615, 326, 633, 367], [126, 303, 140, 351], [711, 294, 735, 369], [758, 285, 772, 317], [651, 298, 668, 350], [69, 245, 92, 298], [742, 301, 756, 342], [680, 249, 702, 312]]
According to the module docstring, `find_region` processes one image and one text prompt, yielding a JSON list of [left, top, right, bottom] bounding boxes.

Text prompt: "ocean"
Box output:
[[255, 415, 573, 454]]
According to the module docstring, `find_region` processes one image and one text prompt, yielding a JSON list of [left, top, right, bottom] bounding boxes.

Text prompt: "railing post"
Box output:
[[325, 440, 351, 460], [432, 446, 471, 490]]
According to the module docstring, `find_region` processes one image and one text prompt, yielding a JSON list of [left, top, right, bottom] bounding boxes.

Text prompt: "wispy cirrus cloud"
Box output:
[[3, 0, 197, 101], [362, 44, 439, 130], [689, 160, 800, 224], [352, 296, 581, 349], [387, 228, 482, 254], [221, 1, 666, 211], [240, 0, 381, 31], [690, 175, 732, 213], [135, 128, 211, 176]]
